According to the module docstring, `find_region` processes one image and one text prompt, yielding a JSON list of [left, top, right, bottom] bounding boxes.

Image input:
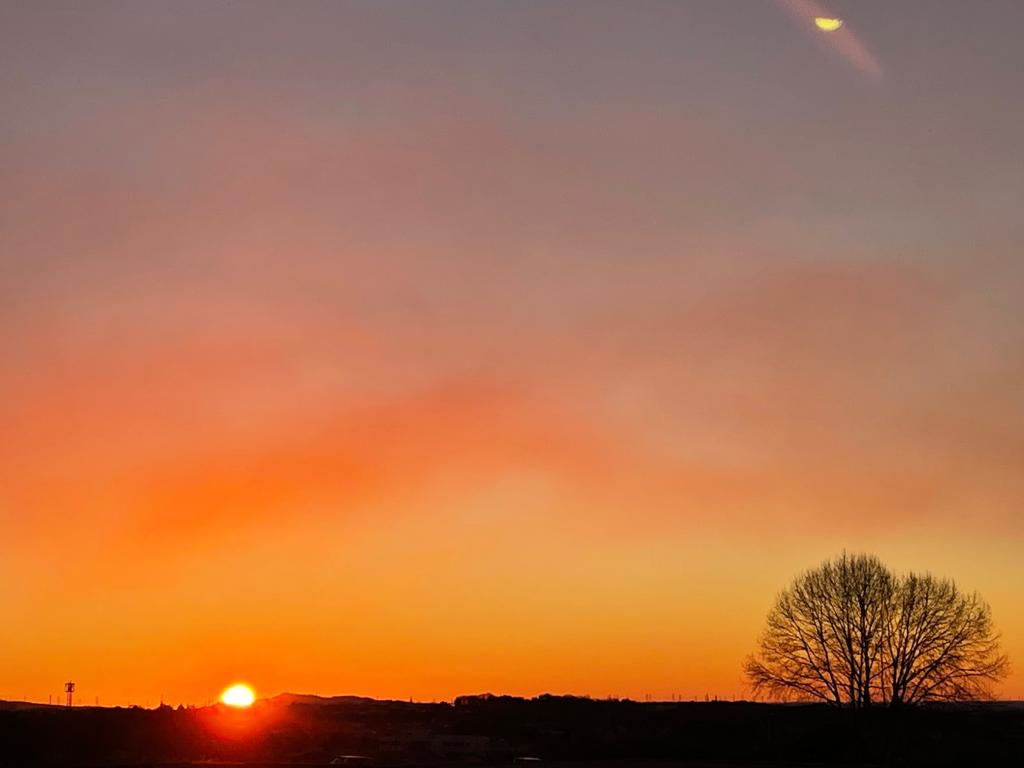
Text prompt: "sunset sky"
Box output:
[[2, 1, 1023, 706]]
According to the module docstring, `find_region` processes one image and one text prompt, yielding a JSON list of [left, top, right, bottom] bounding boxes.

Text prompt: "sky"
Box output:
[[2, 0, 1023, 706]]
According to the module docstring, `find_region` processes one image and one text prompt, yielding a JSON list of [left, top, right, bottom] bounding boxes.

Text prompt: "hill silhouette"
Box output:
[[269, 692, 380, 706]]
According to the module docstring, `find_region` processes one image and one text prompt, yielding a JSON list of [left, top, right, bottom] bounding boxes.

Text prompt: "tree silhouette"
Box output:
[[745, 553, 1008, 707]]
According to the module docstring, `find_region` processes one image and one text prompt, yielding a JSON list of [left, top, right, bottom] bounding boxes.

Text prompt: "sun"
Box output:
[[220, 683, 256, 708]]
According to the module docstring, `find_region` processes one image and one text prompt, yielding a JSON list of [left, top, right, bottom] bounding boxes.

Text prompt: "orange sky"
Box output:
[[2, 1, 1024, 706]]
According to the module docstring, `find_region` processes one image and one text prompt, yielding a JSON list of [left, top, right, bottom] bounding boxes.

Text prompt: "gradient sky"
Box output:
[[2, 0, 1024, 706]]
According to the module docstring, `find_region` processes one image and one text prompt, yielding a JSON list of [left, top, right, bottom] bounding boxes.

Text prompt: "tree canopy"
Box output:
[[745, 553, 1008, 707]]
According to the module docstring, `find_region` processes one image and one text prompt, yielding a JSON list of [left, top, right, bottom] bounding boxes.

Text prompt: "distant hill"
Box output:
[[267, 692, 379, 706], [0, 700, 60, 711]]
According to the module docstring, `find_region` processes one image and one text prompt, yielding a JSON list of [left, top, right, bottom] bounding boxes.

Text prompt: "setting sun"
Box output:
[[220, 684, 255, 708]]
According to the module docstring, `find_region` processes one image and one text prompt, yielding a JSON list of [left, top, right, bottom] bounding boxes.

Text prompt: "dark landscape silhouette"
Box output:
[[3, 692, 1024, 767]]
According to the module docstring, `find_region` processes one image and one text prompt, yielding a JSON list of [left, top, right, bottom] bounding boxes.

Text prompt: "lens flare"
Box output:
[[814, 17, 843, 32], [220, 683, 255, 707]]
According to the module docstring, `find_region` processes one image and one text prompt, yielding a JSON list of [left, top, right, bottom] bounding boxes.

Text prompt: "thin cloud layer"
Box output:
[[2, 1, 1023, 704]]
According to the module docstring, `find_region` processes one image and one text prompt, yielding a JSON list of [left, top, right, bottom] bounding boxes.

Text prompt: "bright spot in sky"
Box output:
[[814, 17, 844, 32], [220, 683, 256, 707]]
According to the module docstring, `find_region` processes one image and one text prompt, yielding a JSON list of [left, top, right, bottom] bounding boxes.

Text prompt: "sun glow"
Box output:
[[220, 683, 255, 707]]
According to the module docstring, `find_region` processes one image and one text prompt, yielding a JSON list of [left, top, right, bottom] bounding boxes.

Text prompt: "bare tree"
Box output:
[[880, 572, 1008, 705], [745, 553, 1008, 707]]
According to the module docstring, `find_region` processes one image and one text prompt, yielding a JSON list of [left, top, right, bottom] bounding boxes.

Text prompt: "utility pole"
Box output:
[[65, 681, 75, 708]]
